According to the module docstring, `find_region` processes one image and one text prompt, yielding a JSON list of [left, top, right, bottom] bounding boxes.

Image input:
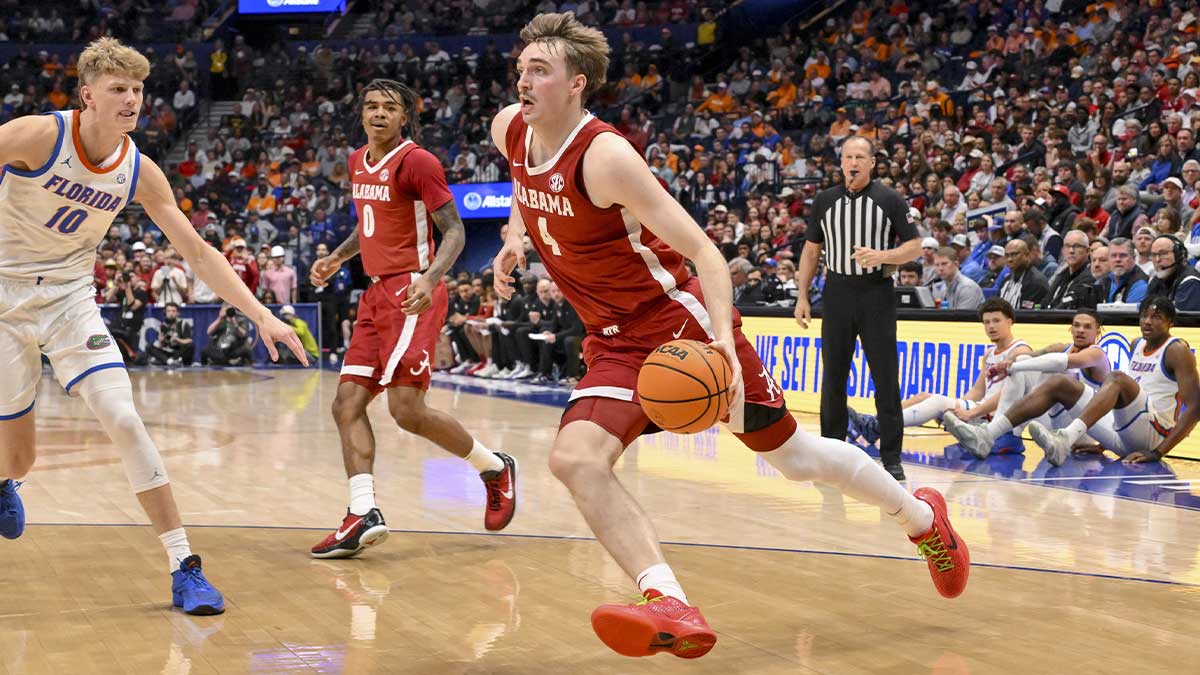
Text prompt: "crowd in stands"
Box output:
[[0, 0, 216, 44], [9, 0, 1200, 376]]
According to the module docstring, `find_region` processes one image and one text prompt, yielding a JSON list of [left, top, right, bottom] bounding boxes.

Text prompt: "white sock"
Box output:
[[466, 440, 505, 474], [903, 395, 954, 426], [159, 527, 192, 572], [1063, 419, 1088, 446], [985, 414, 1013, 440], [761, 427, 934, 538], [636, 563, 688, 604], [349, 473, 376, 516]]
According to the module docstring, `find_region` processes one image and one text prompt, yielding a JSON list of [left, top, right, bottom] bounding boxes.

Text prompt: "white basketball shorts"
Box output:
[[0, 278, 126, 418]]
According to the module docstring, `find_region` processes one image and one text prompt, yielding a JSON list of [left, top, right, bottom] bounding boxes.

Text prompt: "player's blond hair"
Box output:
[[519, 12, 610, 100], [77, 38, 151, 87]]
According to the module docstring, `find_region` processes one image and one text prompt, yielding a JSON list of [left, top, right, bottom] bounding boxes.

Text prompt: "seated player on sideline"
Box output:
[[950, 297, 1199, 465], [943, 310, 1111, 458], [849, 298, 1031, 446]]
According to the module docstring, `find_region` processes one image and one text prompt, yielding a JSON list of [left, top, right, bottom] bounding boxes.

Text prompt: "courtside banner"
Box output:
[[740, 316, 1200, 461]]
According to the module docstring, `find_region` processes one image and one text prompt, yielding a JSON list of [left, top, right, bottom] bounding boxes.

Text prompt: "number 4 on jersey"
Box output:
[[536, 216, 561, 256]]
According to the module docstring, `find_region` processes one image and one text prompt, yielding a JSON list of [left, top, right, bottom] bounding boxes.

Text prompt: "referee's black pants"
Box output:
[[820, 273, 902, 465]]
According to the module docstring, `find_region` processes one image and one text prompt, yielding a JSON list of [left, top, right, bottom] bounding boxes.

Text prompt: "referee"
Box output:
[[794, 136, 921, 481]]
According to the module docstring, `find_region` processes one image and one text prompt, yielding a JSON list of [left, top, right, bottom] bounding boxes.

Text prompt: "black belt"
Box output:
[[826, 271, 891, 284]]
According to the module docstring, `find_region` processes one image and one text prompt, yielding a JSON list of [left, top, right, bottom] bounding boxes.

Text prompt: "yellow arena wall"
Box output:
[[739, 316, 1200, 462]]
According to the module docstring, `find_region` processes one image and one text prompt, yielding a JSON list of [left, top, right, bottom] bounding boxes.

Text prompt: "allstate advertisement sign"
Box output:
[[238, 0, 345, 13], [450, 182, 512, 219]]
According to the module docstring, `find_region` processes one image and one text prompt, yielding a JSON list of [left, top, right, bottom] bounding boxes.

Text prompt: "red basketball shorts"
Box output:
[[339, 272, 448, 394], [561, 277, 786, 444]]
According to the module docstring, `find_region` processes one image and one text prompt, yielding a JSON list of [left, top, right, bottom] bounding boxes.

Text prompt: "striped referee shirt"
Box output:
[[805, 181, 918, 276]]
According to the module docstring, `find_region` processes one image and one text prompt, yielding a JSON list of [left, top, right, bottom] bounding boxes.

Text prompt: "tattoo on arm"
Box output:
[[427, 201, 466, 280], [332, 230, 360, 262]]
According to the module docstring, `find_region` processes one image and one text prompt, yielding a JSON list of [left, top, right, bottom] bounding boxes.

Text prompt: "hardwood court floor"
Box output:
[[2, 369, 1199, 674]]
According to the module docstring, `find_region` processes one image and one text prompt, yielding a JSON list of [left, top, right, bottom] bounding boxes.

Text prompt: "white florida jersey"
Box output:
[[0, 110, 140, 284], [1064, 344, 1106, 391], [983, 339, 1029, 398], [1126, 337, 1184, 424]]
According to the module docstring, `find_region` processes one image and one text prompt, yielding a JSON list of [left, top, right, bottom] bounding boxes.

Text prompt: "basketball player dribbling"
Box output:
[[307, 80, 517, 559], [491, 14, 971, 659], [0, 38, 309, 615]]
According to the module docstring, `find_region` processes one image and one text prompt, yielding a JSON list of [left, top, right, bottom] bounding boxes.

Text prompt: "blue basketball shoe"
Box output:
[[846, 407, 881, 446], [0, 480, 24, 539], [171, 555, 225, 615]]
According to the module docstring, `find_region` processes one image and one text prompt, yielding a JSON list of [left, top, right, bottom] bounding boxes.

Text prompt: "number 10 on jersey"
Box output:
[[43, 206, 89, 234]]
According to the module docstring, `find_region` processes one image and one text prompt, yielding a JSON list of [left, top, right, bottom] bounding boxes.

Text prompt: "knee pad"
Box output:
[[735, 407, 796, 452], [78, 369, 168, 493]]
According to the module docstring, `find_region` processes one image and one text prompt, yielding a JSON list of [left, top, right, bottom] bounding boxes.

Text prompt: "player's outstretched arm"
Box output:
[[0, 114, 60, 171], [582, 131, 743, 407], [134, 158, 309, 365], [1137, 340, 1200, 461]]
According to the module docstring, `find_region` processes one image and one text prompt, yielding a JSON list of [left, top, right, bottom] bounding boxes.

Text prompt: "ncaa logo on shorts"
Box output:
[[463, 192, 483, 211], [86, 334, 112, 350], [380, 168, 390, 182], [549, 172, 565, 193], [1098, 331, 1133, 372]]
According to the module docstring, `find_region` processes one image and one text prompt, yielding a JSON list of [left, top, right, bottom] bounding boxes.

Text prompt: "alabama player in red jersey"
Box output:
[[491, 14, 970, 659], [308, 80, 517, 558]]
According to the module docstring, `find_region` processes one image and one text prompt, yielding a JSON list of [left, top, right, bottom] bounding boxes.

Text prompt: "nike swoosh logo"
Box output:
[[672, 319, 689, 339], [941, 517, 959, 550], [355, 170, 364, 175], [335, 516, 363, 539], [512, 161, 522, 167], [500, 487, 514, 499], [394, 285, 409, 296]]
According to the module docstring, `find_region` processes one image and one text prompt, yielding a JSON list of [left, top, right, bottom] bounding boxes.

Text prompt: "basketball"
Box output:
[[637, 339, 733, 434]]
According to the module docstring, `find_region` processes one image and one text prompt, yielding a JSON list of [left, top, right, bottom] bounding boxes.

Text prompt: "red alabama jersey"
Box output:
[[505, 112, 688, 335], [348, 140, 453, 277]]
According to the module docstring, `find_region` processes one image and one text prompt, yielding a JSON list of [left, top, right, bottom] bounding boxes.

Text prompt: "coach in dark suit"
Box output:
[[794, 136, 921, 481]]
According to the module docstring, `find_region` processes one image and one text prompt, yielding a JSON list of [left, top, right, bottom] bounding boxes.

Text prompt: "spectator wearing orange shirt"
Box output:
[[48, 82, 68, 109], [805, 52, 831, 82], [246, 182, 277, 217], [155, 102, 177, 133], [829, 107, 852, 142], [697, 82, 735, 113], [985, 25, 1005, 52], [767, 74, 797, 110]]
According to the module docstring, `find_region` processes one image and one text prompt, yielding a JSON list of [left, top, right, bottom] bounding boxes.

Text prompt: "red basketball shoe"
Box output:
[[590, 590, 717, 658], [910, 487, 970, 598], [311, 508, 389, 559], [481, 453, 517, 531]]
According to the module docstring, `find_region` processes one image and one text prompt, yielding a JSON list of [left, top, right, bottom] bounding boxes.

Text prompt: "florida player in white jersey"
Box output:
[[1023, 297, 1200, 465], [943, 309, 1112, 458], [490, 13, 969, 660], [850, 298, 1031, 440], [0, 38, 307, 615], [307, 80, 517, 560]]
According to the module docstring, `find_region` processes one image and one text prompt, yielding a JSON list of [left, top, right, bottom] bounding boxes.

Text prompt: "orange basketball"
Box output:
[[637, 339, 733, 434]]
